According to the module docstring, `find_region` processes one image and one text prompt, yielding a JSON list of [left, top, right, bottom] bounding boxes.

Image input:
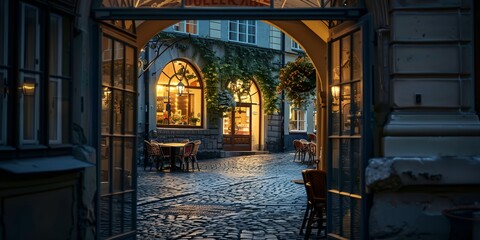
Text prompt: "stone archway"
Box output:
[[136, 19, 329, 163]]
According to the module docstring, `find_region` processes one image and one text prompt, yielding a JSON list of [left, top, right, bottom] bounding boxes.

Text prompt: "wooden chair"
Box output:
[[144, 140, 159, 171], [307, 142, 316, 166], [176, 141, 195, 171], [293, 139, 308, 163], [151, 140, 171, 171], [303, 169, 327, 239], [188, 140, 201, 172]]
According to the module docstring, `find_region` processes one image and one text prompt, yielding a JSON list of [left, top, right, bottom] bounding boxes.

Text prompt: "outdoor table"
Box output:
[[157, 142, 186, 171]]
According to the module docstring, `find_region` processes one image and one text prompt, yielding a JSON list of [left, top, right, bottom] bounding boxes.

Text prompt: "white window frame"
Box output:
[[289, 106, 307, 132], [228, 20, 256, 44], [49, 14, 63, 144], [20, 3, 40, 145], [291, 39, 302, 51], [173, 20, 198, 35]]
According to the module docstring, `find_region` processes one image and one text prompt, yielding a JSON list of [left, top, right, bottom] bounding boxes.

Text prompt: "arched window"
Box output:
[[156, 59, 202, 127]]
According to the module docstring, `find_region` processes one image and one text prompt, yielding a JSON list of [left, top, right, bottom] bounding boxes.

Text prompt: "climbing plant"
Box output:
[[153, 32, 280, 119]]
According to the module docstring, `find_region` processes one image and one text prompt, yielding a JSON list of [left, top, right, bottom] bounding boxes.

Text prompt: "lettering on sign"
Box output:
[[185, 0, 270, 7]]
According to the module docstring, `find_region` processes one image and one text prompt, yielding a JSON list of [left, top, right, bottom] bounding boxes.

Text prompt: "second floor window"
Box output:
[[173, 20, 198, 35], [291, 39, 302, 51], [289, 106, 306, 132], [229, 20, 256, 44]]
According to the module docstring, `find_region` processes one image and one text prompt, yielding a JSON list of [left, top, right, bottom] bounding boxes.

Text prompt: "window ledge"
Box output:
[[0, 156, 94, 174]]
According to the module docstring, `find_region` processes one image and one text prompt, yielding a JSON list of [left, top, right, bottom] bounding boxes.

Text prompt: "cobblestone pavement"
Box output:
[[137, 152, 324, 240]]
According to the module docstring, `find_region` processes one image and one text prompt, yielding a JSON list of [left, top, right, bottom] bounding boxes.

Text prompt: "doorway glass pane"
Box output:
[[235, 107, 250, 135]]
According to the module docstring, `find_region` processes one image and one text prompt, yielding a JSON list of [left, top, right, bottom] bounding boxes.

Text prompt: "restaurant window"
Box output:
[[156, 59, 202, 127], [289, 106, 306, 132], [173, 20, 198, 35], [229, 20, 256, 44], [0, 0, 8, 146]]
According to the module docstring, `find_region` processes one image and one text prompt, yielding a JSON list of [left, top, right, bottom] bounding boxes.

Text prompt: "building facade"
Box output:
[[138, 21, 317, 156], [0, 0, 479, 239]]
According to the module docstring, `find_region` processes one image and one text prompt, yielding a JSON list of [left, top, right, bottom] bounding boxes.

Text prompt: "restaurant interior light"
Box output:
[[331, 85, 340, 101], [23, 82, 36, 96], [177, 80, 185, 96]]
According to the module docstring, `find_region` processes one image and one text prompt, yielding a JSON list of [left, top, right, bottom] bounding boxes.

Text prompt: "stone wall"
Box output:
[[366, 157, 480, 239], [266, 114, 283, 152], [153, 128, 223, 159]]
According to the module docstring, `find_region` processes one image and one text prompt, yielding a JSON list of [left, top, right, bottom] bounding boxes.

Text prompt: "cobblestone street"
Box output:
[[137, 152, 323, 240]]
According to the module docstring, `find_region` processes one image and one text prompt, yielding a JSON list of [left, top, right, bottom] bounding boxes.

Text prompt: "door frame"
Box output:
[[326, 16, 373, 239], [223, 103, 253, 151]]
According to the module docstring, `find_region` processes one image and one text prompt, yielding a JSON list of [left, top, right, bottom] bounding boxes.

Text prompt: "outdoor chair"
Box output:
[[187, 140, 202, 172], [308, 133, 316, 143], [302, 169, 327, 239], [307, 142, 316, 166], [176, 141, 195, 171], [151, 140, 172, 171], [293, 139, 308, 163], [144, 140, 159, 171]]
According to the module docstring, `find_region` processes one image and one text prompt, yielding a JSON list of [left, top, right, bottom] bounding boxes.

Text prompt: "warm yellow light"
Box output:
[[23, 82, 36, 95], [331, 85, 340, 100], [156, 85, 164, 96]]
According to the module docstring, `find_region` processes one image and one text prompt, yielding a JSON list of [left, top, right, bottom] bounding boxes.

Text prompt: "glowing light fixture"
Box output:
[[177, 80, 185, 96], [331, 85, 340, 101], [23, 82, 36, 96]]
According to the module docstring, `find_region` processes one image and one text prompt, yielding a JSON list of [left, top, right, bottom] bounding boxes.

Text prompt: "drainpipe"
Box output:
[[280, 32, 286, 152], [143, 47, 150, 140]]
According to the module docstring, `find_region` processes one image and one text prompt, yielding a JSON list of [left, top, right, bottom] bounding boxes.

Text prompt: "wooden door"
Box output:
[[223, 104, 252, 151]]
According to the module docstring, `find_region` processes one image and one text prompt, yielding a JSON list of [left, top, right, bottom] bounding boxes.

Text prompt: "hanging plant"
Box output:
[[277, 56, 316, 108]]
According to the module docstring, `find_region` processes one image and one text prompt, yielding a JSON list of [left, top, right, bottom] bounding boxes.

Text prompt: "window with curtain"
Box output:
[[229, 20, 256, 44], [156, 59, 203, 127], [173, 20, 198, 35], [289, 106, 307, 132]]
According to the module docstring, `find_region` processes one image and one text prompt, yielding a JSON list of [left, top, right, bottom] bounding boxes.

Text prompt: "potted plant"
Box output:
[[277, 56, 316, 108], [189, 117, 200, 126]]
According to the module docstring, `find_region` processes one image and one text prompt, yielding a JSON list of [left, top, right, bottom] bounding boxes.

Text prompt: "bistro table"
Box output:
[[157, 142, 186, 171]]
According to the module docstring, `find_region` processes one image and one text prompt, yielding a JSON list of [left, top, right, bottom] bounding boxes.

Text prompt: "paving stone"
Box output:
[[137, 152, 324, 239]]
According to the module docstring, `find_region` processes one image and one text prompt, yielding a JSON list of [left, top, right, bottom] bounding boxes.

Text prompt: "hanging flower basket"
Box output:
[[277, 56, 316, 107]]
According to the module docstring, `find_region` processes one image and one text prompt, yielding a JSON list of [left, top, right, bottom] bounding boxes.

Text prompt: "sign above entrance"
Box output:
[[100, 0, 364, 8], [185, 0, 269, 7]]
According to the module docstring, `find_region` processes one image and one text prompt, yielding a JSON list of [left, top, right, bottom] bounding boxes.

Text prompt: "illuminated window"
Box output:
[[229, 20, 256, 44], [289, 106, 307, 132], [156, 60, 202, 127], [173, 20, 198, 35]]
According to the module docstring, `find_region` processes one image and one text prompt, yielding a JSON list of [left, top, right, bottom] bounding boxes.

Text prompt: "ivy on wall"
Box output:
[[154, 32, 281, 120]]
